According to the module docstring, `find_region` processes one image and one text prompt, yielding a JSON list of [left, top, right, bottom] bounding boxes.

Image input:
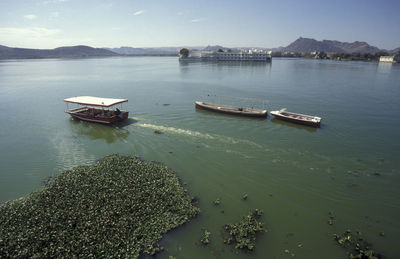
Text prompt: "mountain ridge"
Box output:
[[105, 46, 181, 55], [0, 38, 399, 59], [282, 37, 387, 54], [0, 45, 117, 59]]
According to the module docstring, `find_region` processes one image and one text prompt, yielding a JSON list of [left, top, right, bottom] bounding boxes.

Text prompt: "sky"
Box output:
[[0, 0, 399, 50]]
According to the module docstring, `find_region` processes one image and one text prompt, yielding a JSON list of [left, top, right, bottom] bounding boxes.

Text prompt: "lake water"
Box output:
[[0, 57, 399, 258]]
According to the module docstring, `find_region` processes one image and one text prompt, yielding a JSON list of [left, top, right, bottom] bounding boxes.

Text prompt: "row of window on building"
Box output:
[[208, 52, 270, 61]]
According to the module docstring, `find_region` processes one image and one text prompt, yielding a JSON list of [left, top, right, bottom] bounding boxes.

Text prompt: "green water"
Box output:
[[0, 57, 399, 258]]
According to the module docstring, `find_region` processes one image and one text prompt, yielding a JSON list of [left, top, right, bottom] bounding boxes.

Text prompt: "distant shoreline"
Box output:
[[2, 38, 398, 60], [0, 44, 180, 60], [0, 54, 178, 60], [1, 54, 398, 64]]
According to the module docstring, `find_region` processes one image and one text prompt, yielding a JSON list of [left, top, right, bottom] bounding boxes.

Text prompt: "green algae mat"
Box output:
[[0, 155, 200, 258]]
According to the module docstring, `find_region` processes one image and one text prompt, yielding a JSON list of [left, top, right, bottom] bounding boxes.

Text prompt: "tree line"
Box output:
[[271, 51, 399, 61]]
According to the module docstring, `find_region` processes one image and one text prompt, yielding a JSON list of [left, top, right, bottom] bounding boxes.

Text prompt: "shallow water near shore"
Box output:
[[0, 57, 399, 258]]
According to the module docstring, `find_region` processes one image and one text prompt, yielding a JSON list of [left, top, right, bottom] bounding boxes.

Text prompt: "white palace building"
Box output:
[[180, 50, 272, 62], [379, 55, 400, 63]]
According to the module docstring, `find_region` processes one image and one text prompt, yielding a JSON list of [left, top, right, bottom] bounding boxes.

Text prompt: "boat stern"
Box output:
[[119, 111, 129, 121]]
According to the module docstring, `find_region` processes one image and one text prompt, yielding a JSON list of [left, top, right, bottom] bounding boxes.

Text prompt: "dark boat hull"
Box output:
[[66, 107, 129, 124], [195, 101, 267, 118]]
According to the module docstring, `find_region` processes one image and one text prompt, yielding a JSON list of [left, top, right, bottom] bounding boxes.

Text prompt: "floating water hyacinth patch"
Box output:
[[333, 230, 385, 259], [223, 209, 264, 251], [0, 155, 199, 258], [199, 229, 211, 245]]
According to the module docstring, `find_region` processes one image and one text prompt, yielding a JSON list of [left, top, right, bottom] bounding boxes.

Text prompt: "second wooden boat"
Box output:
[[195, 101, 267, 118], [270, 109, 321, 127]]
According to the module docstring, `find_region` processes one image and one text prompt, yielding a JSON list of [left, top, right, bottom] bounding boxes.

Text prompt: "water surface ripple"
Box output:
[[0, 57, 399, 258]]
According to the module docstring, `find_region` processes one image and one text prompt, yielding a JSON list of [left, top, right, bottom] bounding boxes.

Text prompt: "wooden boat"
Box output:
[[270, 109, 321, 127], [64, 96, 129, 124], [195, 101, 267, 118]]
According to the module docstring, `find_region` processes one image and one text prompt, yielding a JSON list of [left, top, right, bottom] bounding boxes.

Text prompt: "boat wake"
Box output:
[[136, 123, 262, 148], [138, 123, 214, 140]]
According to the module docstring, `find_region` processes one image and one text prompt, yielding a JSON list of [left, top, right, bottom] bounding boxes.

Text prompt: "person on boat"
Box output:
[[115, 108, 121, 115]]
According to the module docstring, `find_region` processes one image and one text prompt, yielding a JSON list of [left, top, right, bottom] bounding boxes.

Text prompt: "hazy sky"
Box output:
[[0, 0, 399, 49]]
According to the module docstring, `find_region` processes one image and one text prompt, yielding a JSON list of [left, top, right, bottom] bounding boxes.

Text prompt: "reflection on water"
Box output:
[[377, 62, 393, 74], [51, 132, 97, 172], [1, 57, 400, 259], [114, 118, 138, 128], [179, 60, 271, 72], [270, 117, 318, 132], [68, 119, 130, 143]]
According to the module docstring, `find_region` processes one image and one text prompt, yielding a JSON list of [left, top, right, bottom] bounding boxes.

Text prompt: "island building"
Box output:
[[379, 55, 400, 63], [179, 50, 272, 62]]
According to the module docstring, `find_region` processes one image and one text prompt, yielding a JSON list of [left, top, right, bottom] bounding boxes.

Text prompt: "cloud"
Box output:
[[50, 12, 59, 18], [24, 14, 37, 20], [133, 10, 145, 16], [190, 18, 202, 23], [0, 27, 60, 39], [42, 0, 68, 4], [177, 12, 183, 16], [0, 27, 99, 49]]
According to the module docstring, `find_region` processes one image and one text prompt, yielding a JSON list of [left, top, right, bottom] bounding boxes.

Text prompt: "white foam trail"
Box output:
[[136, 123, 262, 148], [138, 123, 215, 140]]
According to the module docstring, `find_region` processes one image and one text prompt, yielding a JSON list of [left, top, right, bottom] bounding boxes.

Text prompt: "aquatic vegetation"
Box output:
[[0, 155, 199, 258], [328, 211, 336, 226], [213, 198, 220, 205], [223, 209, 264, 251], [199, 229, 211, 245], [333, 230, 385, 259], [284, 249, 295, 257], [191, 196, 199, 205]]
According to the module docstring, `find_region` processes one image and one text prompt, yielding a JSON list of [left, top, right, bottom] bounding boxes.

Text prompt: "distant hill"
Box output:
[[104, 42, 400, 56], [282, 37, 382, 54], [1, 40, 398, 59], [390, 47, 400, 54], [106, 46, 179, 55], [202, 45, 226, 51], [0, 45, 117, 59]]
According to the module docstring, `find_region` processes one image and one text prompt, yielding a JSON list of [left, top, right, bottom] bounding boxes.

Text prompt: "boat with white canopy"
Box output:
[[64, 96, 129, 124]]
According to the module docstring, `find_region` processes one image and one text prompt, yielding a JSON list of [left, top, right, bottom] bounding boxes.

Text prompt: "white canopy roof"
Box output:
[[64, 96, 128, 107]]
